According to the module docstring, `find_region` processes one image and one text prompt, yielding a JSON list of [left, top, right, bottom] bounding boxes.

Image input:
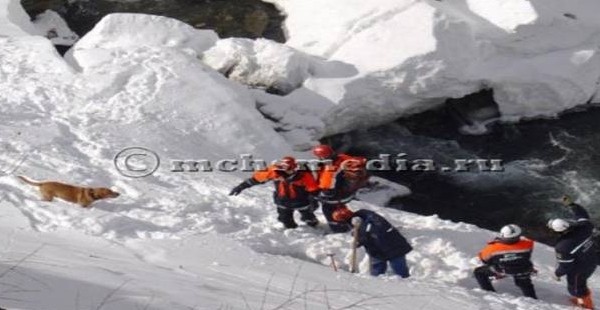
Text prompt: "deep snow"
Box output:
[[250, 0, 600, 141], [0, 1, 599, 309]]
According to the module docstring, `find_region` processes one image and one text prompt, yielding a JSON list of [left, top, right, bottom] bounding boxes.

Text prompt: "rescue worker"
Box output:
[[312, 144, 369, 233], [331, 206, 412, 277], [229, 156, 319, 229], [474, 224, 537, 299], [547, 195, 597, 309]]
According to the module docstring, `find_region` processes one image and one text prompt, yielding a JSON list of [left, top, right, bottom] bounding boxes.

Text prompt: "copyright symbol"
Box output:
[[114, 147, 160, 178]]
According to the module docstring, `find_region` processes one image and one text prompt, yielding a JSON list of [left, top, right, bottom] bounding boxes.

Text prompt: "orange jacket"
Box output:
[[317, 154, 367, 190], [252, 165, 319, 208], [478, 237, 534, 274]]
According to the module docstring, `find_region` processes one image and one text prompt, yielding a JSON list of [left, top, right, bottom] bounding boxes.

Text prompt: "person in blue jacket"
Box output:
[[331, 206, 412, 277], [547, 195, 597, 309]]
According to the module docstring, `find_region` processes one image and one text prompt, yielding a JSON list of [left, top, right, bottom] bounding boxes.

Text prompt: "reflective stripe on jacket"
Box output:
[[554, 204, 598, 277], [478, 237, 534, 275]]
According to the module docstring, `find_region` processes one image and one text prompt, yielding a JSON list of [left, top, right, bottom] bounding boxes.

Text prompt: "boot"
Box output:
[[582, 291, 594, 310], [283, 221, 298, 229], [571, 292, 594, 310], [299, 210, 319, 227], [304, 218, 319, 227]]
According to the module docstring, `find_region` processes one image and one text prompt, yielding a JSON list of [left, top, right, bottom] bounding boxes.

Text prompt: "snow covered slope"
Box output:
[[0, 4, 599, 310]]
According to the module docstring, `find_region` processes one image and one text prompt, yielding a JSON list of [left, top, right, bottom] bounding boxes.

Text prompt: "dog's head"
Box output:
[[89, 188, 120, 200]]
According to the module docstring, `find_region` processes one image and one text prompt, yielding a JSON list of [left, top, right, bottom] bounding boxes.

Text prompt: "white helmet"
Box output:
[[499, 224, 522, 240], [547, 218, 570, 232]]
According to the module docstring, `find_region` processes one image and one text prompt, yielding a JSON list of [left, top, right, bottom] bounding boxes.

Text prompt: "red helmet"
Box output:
[[331, 205, 354, 222], [312, 144, 335, 159], [275, 156, 297, 171]]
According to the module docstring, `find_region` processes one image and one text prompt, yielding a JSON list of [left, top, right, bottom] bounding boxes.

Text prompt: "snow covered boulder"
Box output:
[[67, 13, 218, 69], [32, 10, 79, 46], [0, 0, 37, 36], [203, 38, 313, 94], [63, 15, 290, 161], [251, 90, 326, 149]]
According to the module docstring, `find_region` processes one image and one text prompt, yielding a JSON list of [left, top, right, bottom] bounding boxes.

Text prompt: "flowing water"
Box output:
[[329, 91, 600, 247]]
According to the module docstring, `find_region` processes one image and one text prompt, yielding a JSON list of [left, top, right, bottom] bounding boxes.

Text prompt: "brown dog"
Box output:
[[18, 176, 120, 208]]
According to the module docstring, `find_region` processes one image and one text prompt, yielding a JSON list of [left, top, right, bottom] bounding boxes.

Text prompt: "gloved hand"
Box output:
[[229, 186, 244, 196], [561, 195, 573, 207], [229, 181, 252, 196], [552, 274, 561, 282]]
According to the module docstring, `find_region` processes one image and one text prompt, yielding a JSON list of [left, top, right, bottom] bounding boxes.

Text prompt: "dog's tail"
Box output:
[[17, 176, 42, 186]]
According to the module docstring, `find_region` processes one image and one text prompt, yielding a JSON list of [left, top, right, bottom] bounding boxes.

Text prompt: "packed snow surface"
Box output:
[[0, 3, 598, 310]]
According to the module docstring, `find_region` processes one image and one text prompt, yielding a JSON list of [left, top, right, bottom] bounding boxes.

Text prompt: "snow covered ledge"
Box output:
[[488, 48, 600, 120], [251, 0, 600, 138]]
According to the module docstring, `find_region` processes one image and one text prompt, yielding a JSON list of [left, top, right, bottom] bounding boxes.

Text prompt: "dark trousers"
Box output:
[[567, 265, 597, 297], [321, 203, 351, 233], [277, 205, 318, 229], [473, 265, 537, 299], [371, 256, 410, 278]]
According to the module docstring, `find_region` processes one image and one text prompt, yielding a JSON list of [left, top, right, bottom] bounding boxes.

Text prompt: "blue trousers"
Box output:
[[370, 255, 410, 278]]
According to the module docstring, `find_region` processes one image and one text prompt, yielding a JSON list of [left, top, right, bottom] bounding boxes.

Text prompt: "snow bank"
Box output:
[[193, 0, 600, 143], [251, 0, 600, 138], [69, 13, 218, 60], [65, 13, 290, 161], [251, 89, 327, 149], [32, 10, 79, 46], [486, 48, 600, 119], [0, 0, 36, 36]]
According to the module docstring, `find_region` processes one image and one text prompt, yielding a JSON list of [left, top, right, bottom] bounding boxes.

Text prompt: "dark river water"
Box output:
[[22, 1, 599, 251], [330, 90, 600, 248]]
